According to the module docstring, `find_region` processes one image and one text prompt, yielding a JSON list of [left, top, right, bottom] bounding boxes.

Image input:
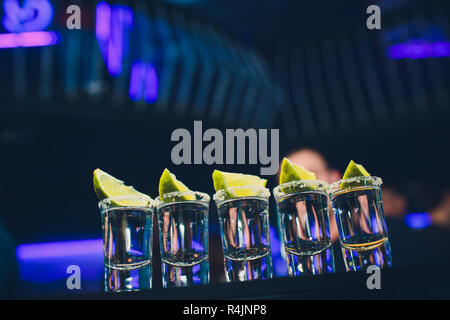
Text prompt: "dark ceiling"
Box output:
[[159, 0, 424, 50]]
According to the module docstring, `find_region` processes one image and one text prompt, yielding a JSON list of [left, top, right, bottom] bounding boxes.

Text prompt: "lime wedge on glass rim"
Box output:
[[212, 169, 267, 198], [279, 157, 317, 193], [93, 168, 152, 206], [158, 168, 195, 202], [279, 157, 316, 183], [340, 160, 371, 189]]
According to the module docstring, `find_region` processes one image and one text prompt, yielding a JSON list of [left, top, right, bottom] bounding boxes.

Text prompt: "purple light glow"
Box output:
[[405, 212, 432, 229], [95, 2, 133, 76], [17, 239, 104, 285], [0, 31, 59, 49], [16, 239, 103, 260], [270, 227, 288, 277], [95, 2, 111, 40], [388, 40, 450, 59], [3, 0, 54, 33], [129, 62, 158, 103]]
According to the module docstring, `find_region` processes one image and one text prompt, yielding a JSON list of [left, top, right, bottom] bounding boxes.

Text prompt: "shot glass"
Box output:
[[329, 176, 393, 271], [273, 180, 335, 277], [155, 191, 210, 288], [213, 186, 273, 282], [99, 196, 154, 292]]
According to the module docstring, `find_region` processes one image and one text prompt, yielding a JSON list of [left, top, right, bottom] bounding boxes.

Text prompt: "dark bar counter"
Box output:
[[52, 261, 450, 300]]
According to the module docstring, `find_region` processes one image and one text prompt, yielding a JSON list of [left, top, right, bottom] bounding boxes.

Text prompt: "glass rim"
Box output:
[[329, 176, 383, 195], [213, 185, 270, 204], [273, 179, 329, 200], [98, 195, 154, 210], [155, 190, 210, 208]]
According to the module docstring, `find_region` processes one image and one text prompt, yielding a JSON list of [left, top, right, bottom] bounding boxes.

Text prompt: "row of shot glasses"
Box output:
[[98, 175, 392, 292]]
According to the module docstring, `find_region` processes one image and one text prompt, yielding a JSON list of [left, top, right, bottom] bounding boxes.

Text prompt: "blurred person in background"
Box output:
[[379, 185, 425, 267], [283, 149, 450, 268], [382, 186, 409, 220], [429, 189, 450, 230], [411, 185, 450, 264], [377, 182, 450, 267]]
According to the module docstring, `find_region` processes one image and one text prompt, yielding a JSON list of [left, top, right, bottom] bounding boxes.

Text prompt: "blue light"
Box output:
[[16, 239, 103, 284], [17, 239, 103, 260], [0, 30, 59, 49], [405, 212, 432, 229], [270, 227, 288, 277], [2, 0, 54, 33], [388, 40, 450, 59], [95, 2, 133, 77], [129, 61, 158, 103], [0, 0, 57, 49]]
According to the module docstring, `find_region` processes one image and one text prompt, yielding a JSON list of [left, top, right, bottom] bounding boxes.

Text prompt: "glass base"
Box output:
[[161, 259, 209, 288], [285, 246, 335, 276], [104, 262, 152, 292], [224, 253, 273, 282], [341, 240, 393, 271]]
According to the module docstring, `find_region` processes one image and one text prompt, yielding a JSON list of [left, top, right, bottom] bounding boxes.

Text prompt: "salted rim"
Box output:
[[273, 179, 329, 200], [329, 176, 382, 195], [213, 185, 270, 204], [155, 190, 210, 208], [98, 195, 154, 210]]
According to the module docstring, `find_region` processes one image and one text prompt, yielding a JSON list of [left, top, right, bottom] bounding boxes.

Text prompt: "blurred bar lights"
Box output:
[[389, 40, 450, 59], [96, 2, 133, 76], [2, 0, 53, 33], [16, 239, 103, 285], [405, 212, 432, 229], [129, 61, 158, 103], [16, 239, 103, 260], [0, 31, 59, 49]]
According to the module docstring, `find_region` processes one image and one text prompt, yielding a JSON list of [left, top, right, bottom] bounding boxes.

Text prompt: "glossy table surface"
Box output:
[[51, 261, 450, 300]]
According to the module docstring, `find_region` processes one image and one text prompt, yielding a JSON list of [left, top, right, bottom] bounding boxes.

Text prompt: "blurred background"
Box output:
[[0, 0, 449, 297]]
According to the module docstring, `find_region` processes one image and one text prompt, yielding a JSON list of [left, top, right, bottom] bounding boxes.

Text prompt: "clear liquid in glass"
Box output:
[[102, 207, 153, 292], [158, 201, 209, 287], [331, 186, 393, 271], [218, 198, 273, 282], [277, 191, 335, 276]]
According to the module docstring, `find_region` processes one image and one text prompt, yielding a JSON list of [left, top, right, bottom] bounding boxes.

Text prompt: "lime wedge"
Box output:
[[212, 170, 267, 198], [279, 157, 316, 184], [158, 168, 195, 202], [340, 160, 371, 189], [343, 160, 370, 179], [93, 169, 152, 206], [279, 157, 317, 193]]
